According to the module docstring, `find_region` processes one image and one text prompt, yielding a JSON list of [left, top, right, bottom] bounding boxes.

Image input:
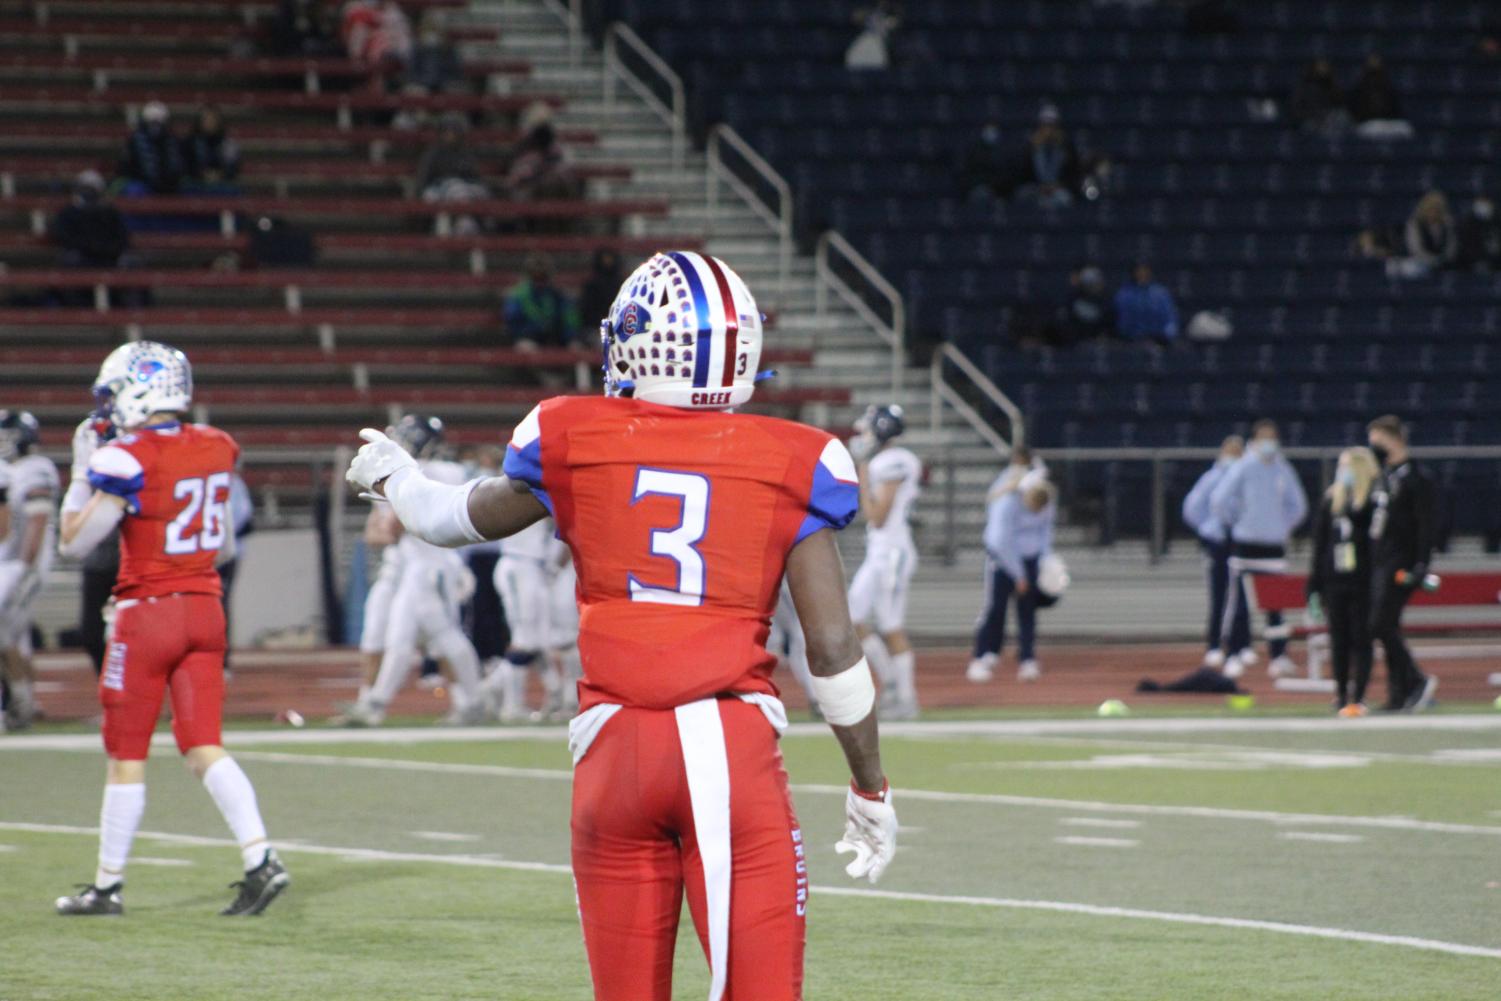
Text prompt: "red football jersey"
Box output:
[[504, 396, 860, 711], [86, 422, 240, 601]]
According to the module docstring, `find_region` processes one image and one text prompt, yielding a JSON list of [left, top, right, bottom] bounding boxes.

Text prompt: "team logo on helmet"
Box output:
[[618, 301, 650, 340], [134, 358, 165, 381]]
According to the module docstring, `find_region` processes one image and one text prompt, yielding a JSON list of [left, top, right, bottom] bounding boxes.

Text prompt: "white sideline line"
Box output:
[[1054, 836, 1138, 848], [6, 712, 1501, 753], [410, 831, 483, 843], [1278, 833, 1365, 845], [4, 821, 1497, 962]]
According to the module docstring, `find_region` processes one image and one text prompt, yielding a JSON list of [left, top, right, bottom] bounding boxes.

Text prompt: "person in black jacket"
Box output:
[[1366, 415, 1439, 711], [1306, 447, 1380, 715]]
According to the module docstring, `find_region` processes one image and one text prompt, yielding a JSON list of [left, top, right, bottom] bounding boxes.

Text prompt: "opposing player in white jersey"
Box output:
[[542, 532, 580, 717], [848, 404, 923, 719], [341, 415, 483, 726], [0, 410, 60, 730], [488, 517, 581, 720], [354, 503, 404, 705]]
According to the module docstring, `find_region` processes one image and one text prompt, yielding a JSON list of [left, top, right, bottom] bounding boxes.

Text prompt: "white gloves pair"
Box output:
[[836, 784, 898, 884], [346, 428, 416, 501]]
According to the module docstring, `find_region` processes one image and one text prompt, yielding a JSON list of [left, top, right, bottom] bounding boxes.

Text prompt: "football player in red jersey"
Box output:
[[53, 342, 289, 918], [347, 252, 896, 1001]]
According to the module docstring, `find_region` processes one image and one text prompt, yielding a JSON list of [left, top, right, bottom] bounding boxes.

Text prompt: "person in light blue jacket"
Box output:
[[968, 473, 1056, 684], [1210, 419, 1309, 679], [1181, 435, 1244, 669]]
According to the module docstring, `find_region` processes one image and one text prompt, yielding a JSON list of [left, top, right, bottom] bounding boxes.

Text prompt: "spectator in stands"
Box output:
[[959, 121, 1008, 202], [845, 2, 901, 71], [51, 170, 131, 269], [119, 101, 185, 195], [267, 0, 340, 56], [1306, 446, 1380, 716], [341, 0, 413, 68], [504, 120, 573, 201], [1393, 190, 1458, 278], [1210, 419, 1308, 680], [504, 253, 580, 349], [182, 106, 241, 190], [968, 472, 1056, 684], [1348, 54, 1413, 140], [417, 113, 489, 204], [408, 10, 463, 93], [1060, 265, 1114, 344], [1113, 263, 1179, 344], [1456, 196, 1501, 273], [1182, 435, 1246, 671], [578, 247, 624, 331], [1015, 104, 1080, 208], [1290, 59, 1348, 136], [1366, 415, 1438, 712]]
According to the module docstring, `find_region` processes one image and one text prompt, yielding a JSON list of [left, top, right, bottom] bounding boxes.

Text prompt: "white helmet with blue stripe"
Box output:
[[92, 340, 193, 431], [600, 251, 764, 410]]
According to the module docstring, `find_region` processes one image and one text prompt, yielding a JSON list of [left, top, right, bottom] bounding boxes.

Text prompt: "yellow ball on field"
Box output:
[[1493, 695, 1501, 712], [1097, 699, 1129, 718]]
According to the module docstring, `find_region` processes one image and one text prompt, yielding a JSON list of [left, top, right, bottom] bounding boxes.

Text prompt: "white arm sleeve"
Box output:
[[383, 465, 487, 548], [58, 498, 125, 560]]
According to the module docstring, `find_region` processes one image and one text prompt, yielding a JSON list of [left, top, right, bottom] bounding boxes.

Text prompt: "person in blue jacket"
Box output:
[[1182, 435, 1244, 669], [1210, 420, 1309, 679], [1114, 262, 1179, 344], [968, 473, 1057, 684]]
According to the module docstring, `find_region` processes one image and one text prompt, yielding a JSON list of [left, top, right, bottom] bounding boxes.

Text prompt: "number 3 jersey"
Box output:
[[504, 396, 859, 711], [87, 422, 239, 601]]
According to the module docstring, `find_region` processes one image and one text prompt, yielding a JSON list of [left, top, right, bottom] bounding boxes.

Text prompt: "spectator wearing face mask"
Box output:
[[1181, 435, 1246, 670], [968, 472, 1057, 685], [1306, 447, 1381, 716], [1210, 420, 1309, 679]]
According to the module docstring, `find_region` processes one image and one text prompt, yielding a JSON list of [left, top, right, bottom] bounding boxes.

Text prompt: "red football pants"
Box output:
[[100, 593, 227, 760], [571, 697, 807, 1001]]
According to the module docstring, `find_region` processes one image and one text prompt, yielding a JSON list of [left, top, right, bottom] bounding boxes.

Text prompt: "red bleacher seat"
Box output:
[[1, 85, 561, 115], [0, 17, 498, 42], [0, 158, 631, 185], [0, 232, 696, 255], [1, 193, 668, 221], [0, 121, 597, 146], [0, 53, 531, 79]]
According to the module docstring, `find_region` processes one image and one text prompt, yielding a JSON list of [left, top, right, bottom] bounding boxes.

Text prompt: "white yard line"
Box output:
[[4, 821, 1496, 962], [1054, 836, 1139, 848], [1060, 817, 1142, 829], [409, 831, 483, 843], [1278, 833, 1366, 845]]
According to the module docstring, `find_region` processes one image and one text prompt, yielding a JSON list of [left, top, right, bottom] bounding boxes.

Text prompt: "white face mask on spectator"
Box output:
[[1255, 438, 1279, 459]]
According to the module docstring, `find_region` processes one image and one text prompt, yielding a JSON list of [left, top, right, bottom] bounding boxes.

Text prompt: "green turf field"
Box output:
[[3, 713, 1499, 1000]]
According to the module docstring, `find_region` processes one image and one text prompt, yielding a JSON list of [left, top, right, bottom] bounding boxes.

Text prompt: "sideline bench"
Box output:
[[1250, 572, 1501, 692]]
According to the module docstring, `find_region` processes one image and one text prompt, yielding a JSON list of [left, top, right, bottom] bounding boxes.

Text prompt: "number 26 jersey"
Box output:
[[504, 396, 859, 711], [87, 422, 239, 601]]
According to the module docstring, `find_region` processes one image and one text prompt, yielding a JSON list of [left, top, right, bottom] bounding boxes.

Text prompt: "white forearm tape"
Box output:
[[809, 657, 876, 726], [383, 466, 486, 548], [61, 479, 94, 515]]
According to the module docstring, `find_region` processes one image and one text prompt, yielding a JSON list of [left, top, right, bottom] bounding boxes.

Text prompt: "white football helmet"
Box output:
[[601, 251, 764, 410], [92, 340, 193, 431]]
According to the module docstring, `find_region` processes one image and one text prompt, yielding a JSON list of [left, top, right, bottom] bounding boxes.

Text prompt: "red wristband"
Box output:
[[851, 779, 889, 803]]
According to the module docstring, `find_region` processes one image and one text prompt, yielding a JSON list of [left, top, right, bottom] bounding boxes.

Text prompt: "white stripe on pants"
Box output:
[[674, 699, 732, 1001]]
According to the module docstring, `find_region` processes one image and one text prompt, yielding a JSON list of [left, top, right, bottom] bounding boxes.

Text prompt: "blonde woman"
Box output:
[[1306, 447, 1381, 716]]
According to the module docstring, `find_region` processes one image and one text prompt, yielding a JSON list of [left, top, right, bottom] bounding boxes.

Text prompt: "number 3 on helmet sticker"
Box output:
[[628, 468, 709, 606]]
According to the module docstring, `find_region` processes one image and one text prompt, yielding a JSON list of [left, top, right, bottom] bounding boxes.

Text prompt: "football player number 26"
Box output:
[[165, 472, 232, 555], [629, 468, 708, 607]]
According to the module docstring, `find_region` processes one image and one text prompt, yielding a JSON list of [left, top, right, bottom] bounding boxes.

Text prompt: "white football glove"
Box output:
[[71, 418, 100, 482], [835, 784, 897, 884], [346, 428, 417, 501]]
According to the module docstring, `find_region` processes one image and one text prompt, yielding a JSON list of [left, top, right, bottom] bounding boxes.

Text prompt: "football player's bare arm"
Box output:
[[863, 478, 899, 529], [464, 476, 549, 541], [59, 491, 126, 558], [786, 528, 885, 795]]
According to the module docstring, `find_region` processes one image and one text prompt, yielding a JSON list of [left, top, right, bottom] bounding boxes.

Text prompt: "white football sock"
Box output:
[[890, 650, 918, 706], [356, 684, 372, 704], [96, 782, 145, 889], [202, 757, 270, 871], [369, 646, 416, 707], [433, 631, 481, 710]]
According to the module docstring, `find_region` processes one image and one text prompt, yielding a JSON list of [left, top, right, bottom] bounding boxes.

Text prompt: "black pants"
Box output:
[[80, 567, 117, 676], [463, 550, 507, 661], [1370, 570, 1422, 708], [218, 558, 238, 672], [973, 556, 1040, 662], [1200, 538, 1240, 652], [1323, 581, 1372, 707]]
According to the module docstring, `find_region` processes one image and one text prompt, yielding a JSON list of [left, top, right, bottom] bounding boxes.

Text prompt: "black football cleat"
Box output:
[[221, 850, 290, 916], [55, 883, 123, 916]]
